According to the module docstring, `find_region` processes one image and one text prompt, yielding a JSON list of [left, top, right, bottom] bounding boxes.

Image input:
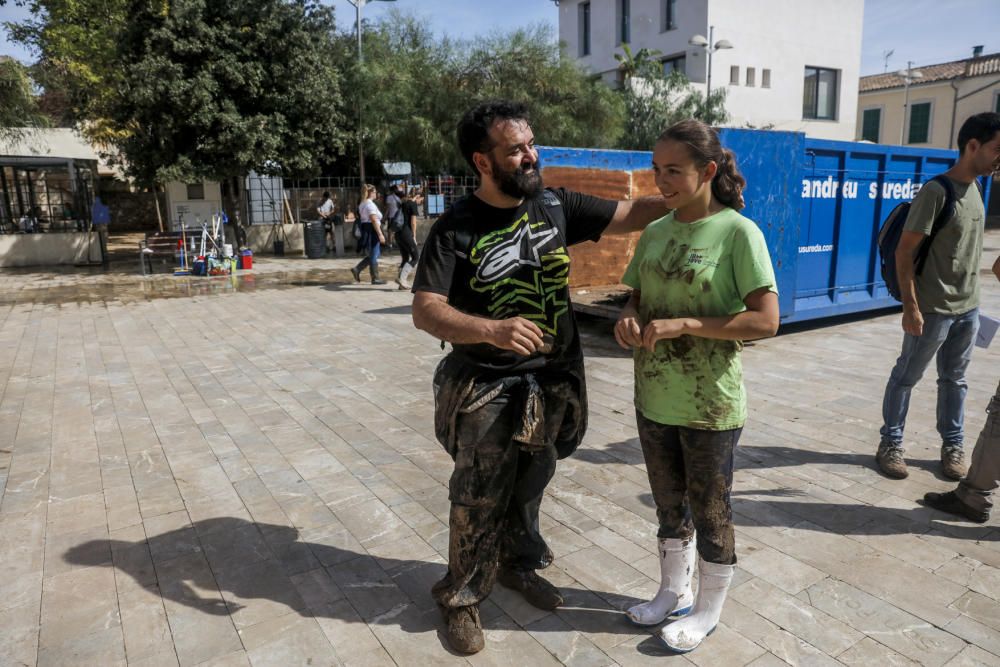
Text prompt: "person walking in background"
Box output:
[[924, 256, 1000, 523], [384, 185, 402, 249], [615, 119, 778, 654], [351, 184, 387, 285], [317, 191, 345, 257], [876, 112, 1000, 481], [395, 188, 423, 290]]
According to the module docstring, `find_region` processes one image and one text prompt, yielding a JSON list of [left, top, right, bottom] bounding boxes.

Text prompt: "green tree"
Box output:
[[351, 17, 624, 175], [458, 25, 624, 158], [613, 43, 662, 81], [615, 48, 729, 150], [0, 57, 49, 143], [101, 0, 349, 186], [5, 0, 127, 144], [345, 11, 462, 175]]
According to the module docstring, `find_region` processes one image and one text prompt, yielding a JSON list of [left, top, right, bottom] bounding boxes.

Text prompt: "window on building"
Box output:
[[579, 2, 591, 56], [907, 102, 932, 144], [762, 69, 771, 88], [186, 183, 205, 200], [618, 0, 630, 44], [730, 66, 740, 85], [662, 0, 677, 31], [746, 67, 756, 87], [662, 55, 686, 76], [861, 108, 881, 142], [802, 66, 839, 120]]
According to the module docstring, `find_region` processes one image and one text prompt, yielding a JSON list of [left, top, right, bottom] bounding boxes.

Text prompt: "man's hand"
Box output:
[[902, 306, 924, 337], [487, 317, 544, 356], [642, 318, 689, 351], [614, 315, 643, 349]]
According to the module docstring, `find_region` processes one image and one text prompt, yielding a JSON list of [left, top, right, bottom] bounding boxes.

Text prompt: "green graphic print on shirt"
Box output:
[[467, 212, 570, 336]]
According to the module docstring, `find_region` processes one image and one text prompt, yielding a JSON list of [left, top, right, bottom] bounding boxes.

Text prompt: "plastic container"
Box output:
[[223, 243, 234, 257], [239, 249, 253, 270], [304, 220, 326, 259]]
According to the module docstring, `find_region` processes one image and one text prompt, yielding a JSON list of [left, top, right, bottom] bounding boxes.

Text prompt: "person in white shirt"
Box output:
[[317, 191, 344, 257], [351, 184, 387, 285]]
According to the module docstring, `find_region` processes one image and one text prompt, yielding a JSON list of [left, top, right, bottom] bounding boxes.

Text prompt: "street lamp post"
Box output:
[[688, 26, 733, 115], [898, 61, 923, 145], [346, 0, 397, 184]]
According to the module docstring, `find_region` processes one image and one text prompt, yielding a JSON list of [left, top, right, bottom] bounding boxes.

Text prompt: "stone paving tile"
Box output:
[[836, 636, 920, 666], [801, 577, 965, 665], [730, 577, 862, 657], [943, 644, 1000, 666], [3, 250, 1000, 666]]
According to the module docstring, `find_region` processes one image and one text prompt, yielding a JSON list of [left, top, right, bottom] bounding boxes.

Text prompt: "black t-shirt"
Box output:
[[401, 200, 419, 224], [412, 187, 618, 375]]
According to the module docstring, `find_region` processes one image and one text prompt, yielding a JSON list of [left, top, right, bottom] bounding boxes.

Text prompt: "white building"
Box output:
[[558, 0, 864, 140]]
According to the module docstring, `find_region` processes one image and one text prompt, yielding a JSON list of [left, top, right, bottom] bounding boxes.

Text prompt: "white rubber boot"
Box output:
[[396, 262, 415, 289], [659, 558, 735, 653], [626, 537, 695, 625]]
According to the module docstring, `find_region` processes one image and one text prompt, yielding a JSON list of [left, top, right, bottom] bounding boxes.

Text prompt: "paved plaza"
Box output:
[[1, 237, 999, 667]]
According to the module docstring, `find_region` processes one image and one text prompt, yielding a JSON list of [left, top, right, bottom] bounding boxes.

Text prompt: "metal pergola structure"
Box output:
[[0, 155, 96, 234]]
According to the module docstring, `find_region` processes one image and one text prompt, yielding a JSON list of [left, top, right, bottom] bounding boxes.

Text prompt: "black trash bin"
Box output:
[[304, 220, 326, 259]]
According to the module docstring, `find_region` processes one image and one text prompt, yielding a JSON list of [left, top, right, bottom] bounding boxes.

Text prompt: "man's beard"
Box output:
[[490, 155, 544, 199]]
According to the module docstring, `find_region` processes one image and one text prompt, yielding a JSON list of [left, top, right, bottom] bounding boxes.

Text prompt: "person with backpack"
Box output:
[[410, 100, 670, 655], [615, 120, 778, 654], [875, 112, 1000, 481], [384, 185, 403, 249]]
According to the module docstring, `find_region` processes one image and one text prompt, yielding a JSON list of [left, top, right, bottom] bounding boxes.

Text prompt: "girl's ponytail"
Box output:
[[712, 148, 746, 211]]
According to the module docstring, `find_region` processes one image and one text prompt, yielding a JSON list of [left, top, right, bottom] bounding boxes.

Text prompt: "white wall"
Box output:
[[708, 0, 862, 140], [559, 0, 863, 141], [0, 233, 101, 268], [164, 181, 224, 231], [560, 0, 708, 83]]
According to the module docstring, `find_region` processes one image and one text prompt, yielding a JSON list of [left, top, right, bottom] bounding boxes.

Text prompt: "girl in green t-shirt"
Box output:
[[615, 119, 778, 654]]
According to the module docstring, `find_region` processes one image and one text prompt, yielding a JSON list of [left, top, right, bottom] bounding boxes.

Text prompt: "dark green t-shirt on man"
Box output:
[[903, 177, 984, 315]]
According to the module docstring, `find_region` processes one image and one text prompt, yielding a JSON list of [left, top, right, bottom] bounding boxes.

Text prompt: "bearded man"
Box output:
[[411, 99, 670, 654]]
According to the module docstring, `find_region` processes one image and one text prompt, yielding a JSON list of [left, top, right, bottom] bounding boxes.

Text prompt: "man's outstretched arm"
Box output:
[[603, 196, 672, 235]]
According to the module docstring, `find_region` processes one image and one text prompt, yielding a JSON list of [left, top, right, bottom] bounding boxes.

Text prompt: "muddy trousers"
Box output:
[[956, 379, 1000, 513], [636, 411, 741, 565], [432, 393, 560, 610]]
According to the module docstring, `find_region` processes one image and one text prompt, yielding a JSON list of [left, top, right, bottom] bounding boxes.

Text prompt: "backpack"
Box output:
[[877, 174, 956, 301], [386, 195, 405, 231]]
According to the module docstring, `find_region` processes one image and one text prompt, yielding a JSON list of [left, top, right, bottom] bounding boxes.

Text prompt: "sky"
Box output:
[[1, 0, 999, 75]]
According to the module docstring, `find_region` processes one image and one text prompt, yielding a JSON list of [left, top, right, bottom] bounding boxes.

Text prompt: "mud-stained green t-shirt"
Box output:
[[621, 208, 776, 430]]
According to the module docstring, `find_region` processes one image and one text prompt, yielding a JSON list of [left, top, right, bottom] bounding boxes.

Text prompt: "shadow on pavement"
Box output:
[[63, 517, 648, 650], [598, 441, 999, 539]]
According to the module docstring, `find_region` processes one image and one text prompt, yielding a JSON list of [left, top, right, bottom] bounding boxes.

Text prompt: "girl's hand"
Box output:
[[642, 318, 689, 351], [614, 316, 643, 349]]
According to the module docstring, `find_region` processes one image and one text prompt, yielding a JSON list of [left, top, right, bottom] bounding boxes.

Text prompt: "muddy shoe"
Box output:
[[923, 491, 989, 523], [444, 605, 484, 654], [497, 567, 563, 610], [941, 447, 967, 481], [876, 442, 908, 479]]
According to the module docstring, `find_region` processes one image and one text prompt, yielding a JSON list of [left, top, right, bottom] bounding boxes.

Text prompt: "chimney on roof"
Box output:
[[972, 45, 984, 58]]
